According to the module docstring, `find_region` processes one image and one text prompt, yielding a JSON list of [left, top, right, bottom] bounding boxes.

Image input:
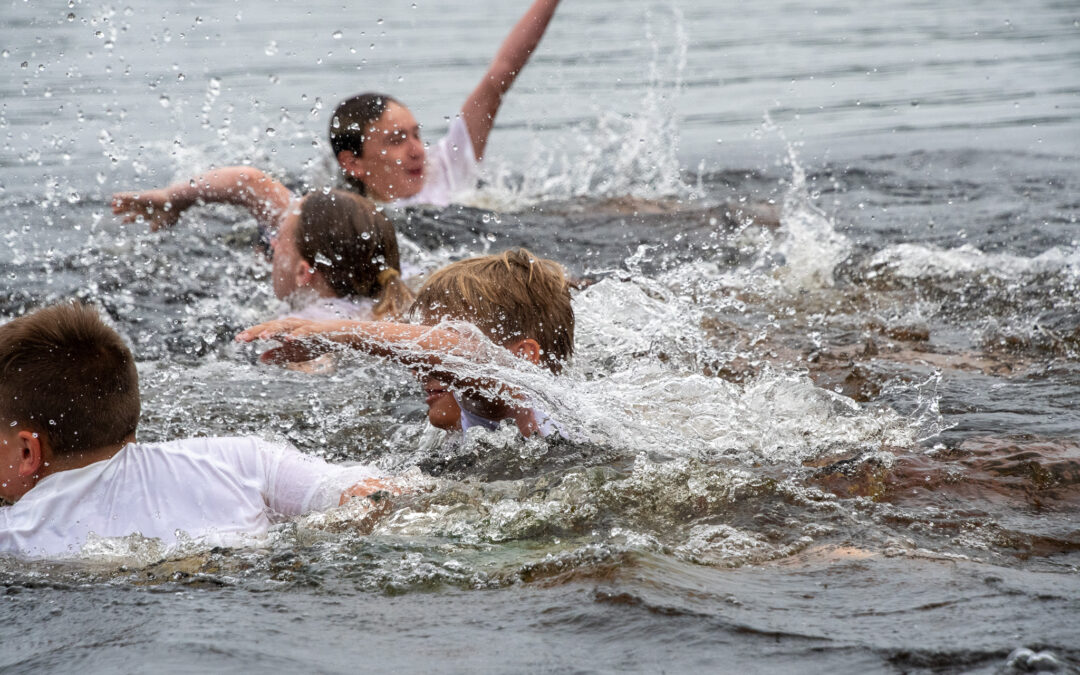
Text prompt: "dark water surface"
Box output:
[[2, 0, 1079, 672]]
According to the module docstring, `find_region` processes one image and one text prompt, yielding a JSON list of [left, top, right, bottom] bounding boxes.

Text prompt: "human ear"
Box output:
[[337, 150, 367, 179], [510, 338, 542, 365], [295, 259, 317, 289], [15, 430, 45, 478]]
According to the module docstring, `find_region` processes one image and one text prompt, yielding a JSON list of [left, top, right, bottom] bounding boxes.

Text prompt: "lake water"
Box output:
[[2, 0, 1079, 672]]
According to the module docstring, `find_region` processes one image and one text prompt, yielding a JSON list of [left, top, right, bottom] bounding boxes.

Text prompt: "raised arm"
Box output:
[[111, 166, 293, 234], [461, 0, 561, 160]]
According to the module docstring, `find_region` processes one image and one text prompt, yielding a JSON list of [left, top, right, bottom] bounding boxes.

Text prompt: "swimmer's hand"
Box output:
[[339, 478, 404, 506], [236, 318, 346, 365], [111, 189, 185, 231]]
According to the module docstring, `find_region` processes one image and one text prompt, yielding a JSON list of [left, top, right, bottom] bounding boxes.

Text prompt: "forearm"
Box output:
[[489, 0, 560, 90], [463, 0, 561, 159], [166, 167, 291, 229], [311, 320, 466, 367]]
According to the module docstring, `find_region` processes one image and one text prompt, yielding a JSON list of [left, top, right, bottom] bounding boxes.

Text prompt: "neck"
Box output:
[[38, 436, 133, 480]]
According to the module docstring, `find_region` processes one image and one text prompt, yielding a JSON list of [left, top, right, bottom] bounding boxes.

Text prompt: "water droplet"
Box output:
[[265, 127, 276, 137], [264, 40, 278, 56], [66, 12, 75, 21], [177, 73, 185, 81], [158, 94, 170, 108], [332, 30, 343, 39]]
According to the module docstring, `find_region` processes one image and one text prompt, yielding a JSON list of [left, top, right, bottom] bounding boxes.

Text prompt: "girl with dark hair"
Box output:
[[327, 0, 561, 205], [113, 0, 561, 214], [112, 171, 412, 321]]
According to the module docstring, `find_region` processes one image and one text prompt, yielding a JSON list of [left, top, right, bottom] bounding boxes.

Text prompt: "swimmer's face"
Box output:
[[270, 203, 305, 300], [346, 102, 426, 202]]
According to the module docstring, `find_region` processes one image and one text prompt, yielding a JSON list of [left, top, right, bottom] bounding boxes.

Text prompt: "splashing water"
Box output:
[[474, 4, 691, 209]]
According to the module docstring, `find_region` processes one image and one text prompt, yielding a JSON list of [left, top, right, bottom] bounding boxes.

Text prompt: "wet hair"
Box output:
[[0, 302, 140, 456], [328, 93, 398, 195], [411, 249, 574, 374], [297, 190, 414, 319]]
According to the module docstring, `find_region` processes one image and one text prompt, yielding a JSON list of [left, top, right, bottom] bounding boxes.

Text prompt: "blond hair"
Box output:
[[411, 249, 574, 373]]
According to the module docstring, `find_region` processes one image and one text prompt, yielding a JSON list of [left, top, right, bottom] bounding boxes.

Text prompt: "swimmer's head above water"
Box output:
[[0, 303, 140, 502], [273, 190, 413, 317], [329, 94, 426, 203], [410, 248, 575, 430]]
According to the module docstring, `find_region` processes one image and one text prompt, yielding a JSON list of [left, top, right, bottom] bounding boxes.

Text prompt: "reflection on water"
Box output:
[[3, 0, 1080, 671]]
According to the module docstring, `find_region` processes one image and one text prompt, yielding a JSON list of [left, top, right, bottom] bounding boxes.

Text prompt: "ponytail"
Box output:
[[372, 268, 414, 320]]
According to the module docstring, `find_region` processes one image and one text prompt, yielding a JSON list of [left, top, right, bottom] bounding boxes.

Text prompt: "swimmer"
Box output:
[[329, 0, 563, 205], [0, 303, 409, 559], [112, 179, 413, 321], [239, 249, 573, 439], [113, 0, 561, 212]]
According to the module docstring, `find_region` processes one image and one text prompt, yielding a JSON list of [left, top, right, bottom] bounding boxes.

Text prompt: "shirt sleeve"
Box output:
[[258, 439, 385, 516], [438, 116, 479, 192]]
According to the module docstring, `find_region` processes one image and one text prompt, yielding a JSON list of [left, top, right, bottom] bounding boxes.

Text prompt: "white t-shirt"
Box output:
[[0, 437, 383, 559], [391, 116, 479, 208], [455, 394, 565, 439], [285, 296, 375, 321]]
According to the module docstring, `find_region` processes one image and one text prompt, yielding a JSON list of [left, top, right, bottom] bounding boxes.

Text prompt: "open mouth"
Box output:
[[423, 382, 448, 405]]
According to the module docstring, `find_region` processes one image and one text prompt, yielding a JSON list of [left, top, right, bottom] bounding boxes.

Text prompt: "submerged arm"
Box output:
[[461, 0, 561, 160], [111, 166, 293, 233]]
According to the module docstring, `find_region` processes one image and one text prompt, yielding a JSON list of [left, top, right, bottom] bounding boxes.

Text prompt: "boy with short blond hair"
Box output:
[[0, 303, 395, 559], [240, 248, 574, 438]]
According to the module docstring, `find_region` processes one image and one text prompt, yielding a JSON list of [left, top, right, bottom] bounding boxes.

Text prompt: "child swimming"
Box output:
[[238, 248, 573, 438], [328, 0, 563, 205], [112, 179, 413, 321], [112, 0, 562, 210], [0, 303, 403, 559]]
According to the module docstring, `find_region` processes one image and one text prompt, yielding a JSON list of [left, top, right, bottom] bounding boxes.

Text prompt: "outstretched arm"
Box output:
[[461, 0, 561, 160], [111, 167, 293, 233], [237, 318, 469, 368]]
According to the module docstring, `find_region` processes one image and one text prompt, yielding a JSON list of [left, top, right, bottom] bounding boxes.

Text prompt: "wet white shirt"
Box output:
[[0, 437, 382, 559], [391, 116, 479, 208], [285, 296, 375, 321]]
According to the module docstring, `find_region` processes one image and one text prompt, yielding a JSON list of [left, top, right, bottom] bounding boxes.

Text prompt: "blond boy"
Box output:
[[239, 248, 574, 438]]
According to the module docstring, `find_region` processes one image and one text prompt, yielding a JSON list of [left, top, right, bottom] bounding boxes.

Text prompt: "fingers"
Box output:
[[236, 318, 313, 343]]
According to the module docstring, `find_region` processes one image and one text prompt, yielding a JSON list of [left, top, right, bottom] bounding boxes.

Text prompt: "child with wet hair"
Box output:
[[112, 176, 412, 321], [0, 302, 401, 559], [238, 248, 574, 438]]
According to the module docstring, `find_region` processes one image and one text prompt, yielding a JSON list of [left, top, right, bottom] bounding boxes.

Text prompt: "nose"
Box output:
[[407, 137, 424, 160]]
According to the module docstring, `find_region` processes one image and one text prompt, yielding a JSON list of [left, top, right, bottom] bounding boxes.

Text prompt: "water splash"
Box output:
[[474, 4, 691, 208]]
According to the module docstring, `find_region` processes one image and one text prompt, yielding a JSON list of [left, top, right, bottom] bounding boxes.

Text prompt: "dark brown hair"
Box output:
[[328, 93, 397, 195], [298, 190, 413, 319], [411, 249, 575, 373], [0, 302, 140, 456]]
